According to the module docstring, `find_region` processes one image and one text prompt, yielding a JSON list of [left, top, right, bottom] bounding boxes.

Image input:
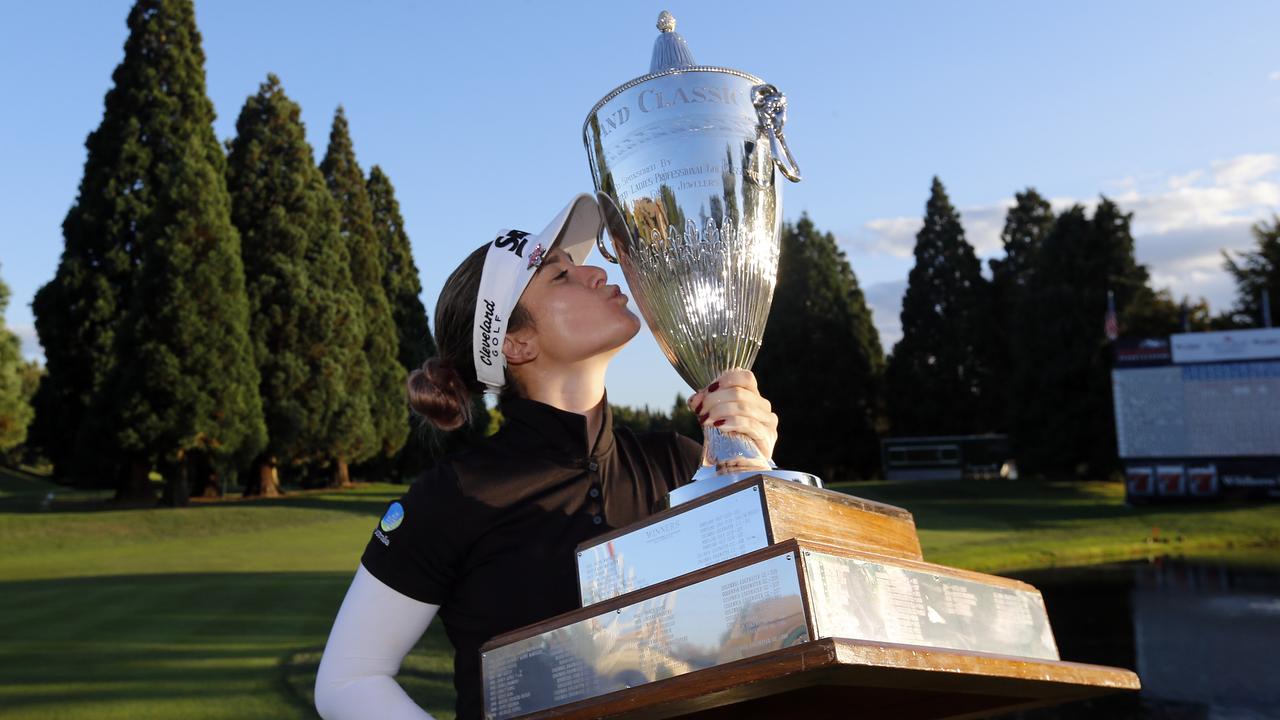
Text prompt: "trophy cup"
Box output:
[[583, 10, 817, 507], [478, 15, 1138, 719]]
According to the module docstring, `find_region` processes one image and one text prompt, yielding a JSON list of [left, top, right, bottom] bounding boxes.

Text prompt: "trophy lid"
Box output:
[[584, 12, 763, 133], [650, 11, 696, 72]]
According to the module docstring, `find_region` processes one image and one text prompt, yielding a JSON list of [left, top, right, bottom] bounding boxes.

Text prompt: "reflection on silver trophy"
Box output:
[[583, 11, 820, 505]]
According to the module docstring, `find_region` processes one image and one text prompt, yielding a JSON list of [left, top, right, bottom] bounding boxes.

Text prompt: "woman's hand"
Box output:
[[687, 369, 779, 467]]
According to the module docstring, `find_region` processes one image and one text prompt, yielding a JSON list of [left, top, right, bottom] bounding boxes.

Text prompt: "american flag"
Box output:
[[1104, 290, 1119, 341]]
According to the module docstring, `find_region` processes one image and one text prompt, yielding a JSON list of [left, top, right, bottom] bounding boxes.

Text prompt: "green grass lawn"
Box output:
[[1, 467, 1278, 719]]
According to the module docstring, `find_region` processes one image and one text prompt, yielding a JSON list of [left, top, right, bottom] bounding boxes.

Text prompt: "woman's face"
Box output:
[[513, 247, 641, 365]]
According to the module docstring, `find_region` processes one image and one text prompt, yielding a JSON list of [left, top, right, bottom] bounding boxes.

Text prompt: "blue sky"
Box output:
[[1, 1, 1277, 409]]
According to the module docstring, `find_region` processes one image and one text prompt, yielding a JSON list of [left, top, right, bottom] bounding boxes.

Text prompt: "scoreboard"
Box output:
[[1111, 328, 1280, 502]]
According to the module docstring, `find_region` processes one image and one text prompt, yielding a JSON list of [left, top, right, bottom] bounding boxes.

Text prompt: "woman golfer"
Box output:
[[314, 194, 779, 719]]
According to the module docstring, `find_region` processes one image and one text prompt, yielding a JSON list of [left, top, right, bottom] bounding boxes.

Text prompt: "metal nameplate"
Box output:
[[803, 551, 1059, 660], [483, 553, 808, 720], [577, 485, 769, 606]]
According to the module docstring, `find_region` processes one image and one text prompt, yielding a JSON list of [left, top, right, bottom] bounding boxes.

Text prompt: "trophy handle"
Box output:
[[751, 84, 802, 183], [594, 191, 630, 264]]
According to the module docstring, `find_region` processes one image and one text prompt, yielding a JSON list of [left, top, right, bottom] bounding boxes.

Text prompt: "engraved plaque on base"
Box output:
[[576, 483, 769, 605], [482, 553, 807, 720], [802, 551, 1058, 659], [577, 475, 923, 606]]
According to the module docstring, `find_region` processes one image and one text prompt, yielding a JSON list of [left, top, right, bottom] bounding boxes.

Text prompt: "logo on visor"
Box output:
[[495, 230, 530, 258], [527, 243, 545, 269], [477, 299, 503, 367]]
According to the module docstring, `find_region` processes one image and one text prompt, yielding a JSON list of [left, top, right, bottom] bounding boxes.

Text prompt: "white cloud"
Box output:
[[848, 152, 1280, 339], [1211, 153, 1280, 187], [1168, 170, 1202, 190], [852, 217, 918, 258], [864, 279, 907, 350], [846, 199, 1012, 260], [11, 324, 44, 363], [1270, 70, 1280, 82]]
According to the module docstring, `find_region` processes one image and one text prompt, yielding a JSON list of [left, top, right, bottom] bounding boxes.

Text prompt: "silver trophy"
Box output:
[[584, 11, 819, 505]]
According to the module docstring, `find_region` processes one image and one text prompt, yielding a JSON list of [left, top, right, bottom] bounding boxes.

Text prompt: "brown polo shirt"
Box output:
[[360, 396, 700, 720]]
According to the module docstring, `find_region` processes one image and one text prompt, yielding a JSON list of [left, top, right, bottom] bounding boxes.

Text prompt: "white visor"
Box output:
[[473, 193, 604, 394]]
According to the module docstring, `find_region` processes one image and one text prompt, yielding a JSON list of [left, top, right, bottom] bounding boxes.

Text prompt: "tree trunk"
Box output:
[[330, 457, 352, 488], [243, 454, 282, 497], [190, 451, 221, 498], [114, 458, 157, 505], [160, 453, 190, 508]]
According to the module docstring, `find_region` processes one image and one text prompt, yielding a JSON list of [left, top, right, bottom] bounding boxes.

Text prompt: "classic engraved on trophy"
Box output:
[[583, 11, 815, 505]]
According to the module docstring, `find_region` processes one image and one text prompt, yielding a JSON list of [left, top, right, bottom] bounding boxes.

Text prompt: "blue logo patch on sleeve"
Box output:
[[380, 501, 405, 532]]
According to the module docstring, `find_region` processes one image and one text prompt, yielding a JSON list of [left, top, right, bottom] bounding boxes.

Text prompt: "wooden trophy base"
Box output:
[[481, 477, 1140, 719], [520, 637, 1138, 719]]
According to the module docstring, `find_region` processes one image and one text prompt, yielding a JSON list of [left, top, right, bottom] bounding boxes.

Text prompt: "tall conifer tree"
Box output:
[[1010, 198, 1152, 475], [885, 178, 989, 436], [320, 110, 406, 484], [0, 272, 34, 453], [368, 166, 434, 371], [86, 0, 265, 505], [30, 0, 232, 498], [367, 165, 437, 479], [755, 216, 884, 480], [986, 189, 1054, 431], [227, 76, 373, 495]]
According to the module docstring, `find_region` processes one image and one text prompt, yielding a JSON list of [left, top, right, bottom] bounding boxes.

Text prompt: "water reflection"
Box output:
[[1007, 557, 1280, 720]]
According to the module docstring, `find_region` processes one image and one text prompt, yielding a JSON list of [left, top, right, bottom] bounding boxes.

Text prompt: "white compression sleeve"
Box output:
[[314, 564, 441, 720]]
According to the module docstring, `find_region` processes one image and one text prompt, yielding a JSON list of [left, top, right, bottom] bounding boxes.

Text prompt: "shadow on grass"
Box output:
[[0, 571, 456, 719], [0, 480, 408, 519], [828, 479, 1273, 532]]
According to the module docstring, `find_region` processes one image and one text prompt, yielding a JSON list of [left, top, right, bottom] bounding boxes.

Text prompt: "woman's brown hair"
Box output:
[[407, 243, 533, 430]]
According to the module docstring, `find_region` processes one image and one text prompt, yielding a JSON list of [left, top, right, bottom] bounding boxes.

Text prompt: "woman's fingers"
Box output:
[[710, 413, 777, 460]]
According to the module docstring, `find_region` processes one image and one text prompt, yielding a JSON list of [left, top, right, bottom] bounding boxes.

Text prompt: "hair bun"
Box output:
[[407, 356, 473, 431]]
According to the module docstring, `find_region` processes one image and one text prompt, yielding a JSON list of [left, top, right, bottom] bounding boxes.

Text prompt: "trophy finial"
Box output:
[[650, 11, 695, 72]]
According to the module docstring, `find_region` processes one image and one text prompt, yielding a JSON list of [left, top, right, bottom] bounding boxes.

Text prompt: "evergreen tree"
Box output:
[[69, 2, 266, 505], [227, 75, 374, 496], [755, 216, 884, 481], [368, 166, 435, 371], [885, 178, 989, 436], [1122, 289, 1212, 336], [30, 0, 228, 498], [0, 272, 34, 454], [669, 394, 701, 442], [1010, 198, 1153, 476], [986, 189, 1054, 431], [367, 165, 435, 480], [319, 112, 407, 486], [1221, 215, 1280, 327]]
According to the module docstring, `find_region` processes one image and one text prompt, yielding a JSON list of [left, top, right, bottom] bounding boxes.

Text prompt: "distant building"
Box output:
[[881, 435, 1015, 481]]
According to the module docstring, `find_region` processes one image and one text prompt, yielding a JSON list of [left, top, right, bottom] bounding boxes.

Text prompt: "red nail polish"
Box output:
[[707, 382, 719, 393], [713, 418, 726, 427], [698, 413, 708, 423]]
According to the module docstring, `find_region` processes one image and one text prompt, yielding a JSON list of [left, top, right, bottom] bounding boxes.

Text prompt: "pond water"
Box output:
[[1005, 556, 1280, 720]]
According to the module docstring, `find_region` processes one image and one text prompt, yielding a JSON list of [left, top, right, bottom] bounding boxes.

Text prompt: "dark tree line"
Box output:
[[882, 178, 1270, 479], [28, 0, 457, 503]]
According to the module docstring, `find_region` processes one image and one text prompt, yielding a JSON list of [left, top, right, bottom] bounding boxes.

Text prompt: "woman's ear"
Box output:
[[503, 327, 539, 366]]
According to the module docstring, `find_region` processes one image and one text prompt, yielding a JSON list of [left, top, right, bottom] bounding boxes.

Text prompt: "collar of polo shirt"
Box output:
[[473, 194, 604, 395]]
